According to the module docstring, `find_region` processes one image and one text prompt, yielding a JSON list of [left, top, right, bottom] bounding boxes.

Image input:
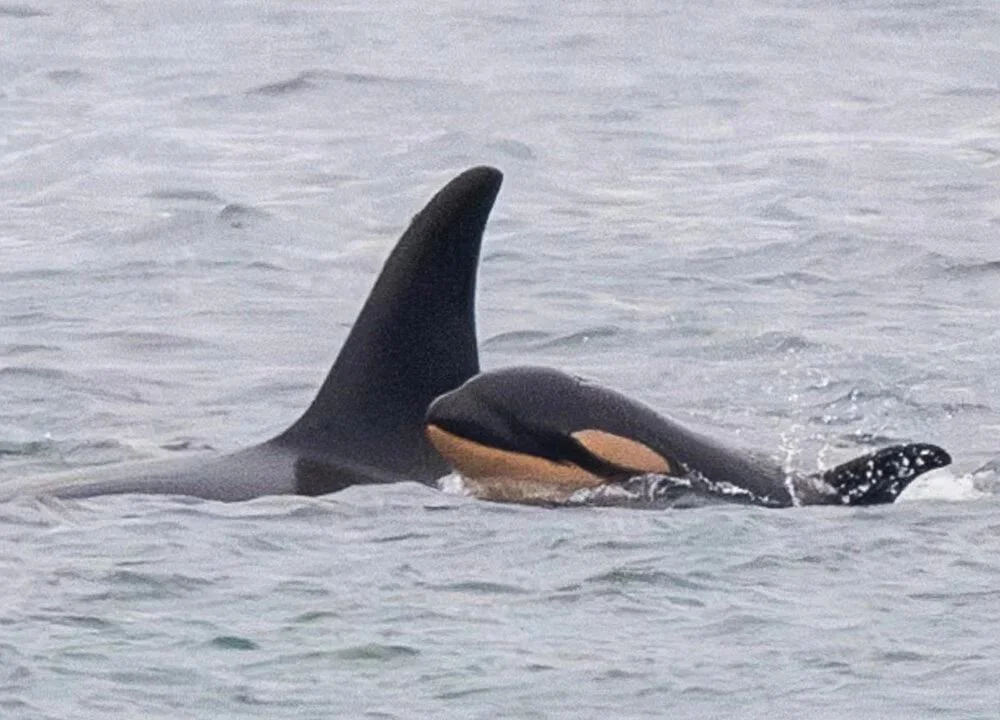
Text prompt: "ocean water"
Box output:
[[2, 0, 1000, 717]]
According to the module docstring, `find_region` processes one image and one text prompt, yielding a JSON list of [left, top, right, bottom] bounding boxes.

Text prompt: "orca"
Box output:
[[425, 366, 951, 508], [0, 166, 503, 502]]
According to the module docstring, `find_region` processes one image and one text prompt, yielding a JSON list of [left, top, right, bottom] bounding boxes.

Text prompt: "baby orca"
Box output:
[[425, 366, 951, 509]]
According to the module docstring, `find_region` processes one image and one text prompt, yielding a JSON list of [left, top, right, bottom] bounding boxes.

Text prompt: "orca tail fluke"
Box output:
[[817, 443, 952, 505], [274, 167, 503, 483]]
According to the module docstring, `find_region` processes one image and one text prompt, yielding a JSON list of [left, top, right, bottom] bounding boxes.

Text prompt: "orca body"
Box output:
[[0, 166, 503, 502], [425, 366, 951, 508]]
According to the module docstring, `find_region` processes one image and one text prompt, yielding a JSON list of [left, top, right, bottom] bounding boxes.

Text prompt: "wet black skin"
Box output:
[[426, 367, 952, 508], [0, 166, 503, 502]]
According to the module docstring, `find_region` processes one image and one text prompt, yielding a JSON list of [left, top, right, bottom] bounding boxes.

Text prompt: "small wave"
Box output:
[[339, 71, 412, 86], [748, 271, 834, 288], [695, 331, 820, 361], [145, 189, 223, 203], [482, 330, 552, 348], [0, 365, 71, 382], [148, 493, 361, 524], [371, 531, 432, 544], [82, 329, 213, 352], [0, 269, 76, 282], [897, 469, 983, 503], [0, 438, 56, 458], [334, 644, 420, 661], [486, 138, 535, 160], [758, 198, 808, 222], [291, 611, 337, 624], [217, 203, 271, 229], [0, 4, 48, 17], [589, 109, 639, 123], [940, 258, 1000, 279], [46, 69, 88, 86], [831, 431, 907, 447], [246, 71, 319, 96], [434, 686, 498, 701], [31, 614, 115, 630], [482, 326, 624, 350], [874, 648, 928, 663], [159, 439, 215, 453], [584, 567, 711, 590], [60, 439, 152, 466], [482, 250, 528, 264], [209, 636, 259, 651], [246, 69, 423, 98], [97, 569, 214, 601], [808, 381, 942, 419], [0, 343, 60, 357], [937, 86, 1000, 98], [424, 580, 530, 595], [537, 326, 624, 349], [963, 460, 1000, 499]]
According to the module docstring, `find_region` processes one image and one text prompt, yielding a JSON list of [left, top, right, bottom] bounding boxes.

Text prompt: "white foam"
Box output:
[[436, 473, 471, 497], [896, 468, 985, 503]]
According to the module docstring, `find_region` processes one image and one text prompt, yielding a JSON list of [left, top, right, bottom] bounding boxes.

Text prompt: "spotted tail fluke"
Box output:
[[818, 443, 952, 506]]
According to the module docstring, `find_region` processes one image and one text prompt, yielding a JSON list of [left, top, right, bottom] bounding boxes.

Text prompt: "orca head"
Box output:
[[425, 367, 674, 504]]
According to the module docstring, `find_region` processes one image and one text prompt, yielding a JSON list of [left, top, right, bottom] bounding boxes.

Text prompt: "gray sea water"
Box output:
[[2, 0, 1000, 717]]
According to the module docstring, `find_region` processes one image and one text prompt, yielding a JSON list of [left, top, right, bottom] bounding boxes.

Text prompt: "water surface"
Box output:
[[2, 0, 999, 717]]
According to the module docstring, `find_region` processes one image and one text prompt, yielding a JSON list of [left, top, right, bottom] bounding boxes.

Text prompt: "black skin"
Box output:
[[426, 367, 952, 508], [0, 167, 504, 502]]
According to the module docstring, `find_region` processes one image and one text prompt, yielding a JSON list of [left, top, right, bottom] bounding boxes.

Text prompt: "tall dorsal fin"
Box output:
[[273, 166, 503, 479]]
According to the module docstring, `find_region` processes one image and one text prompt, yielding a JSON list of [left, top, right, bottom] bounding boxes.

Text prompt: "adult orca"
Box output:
[[0, 166, 503, 502], [425, 366, 952, 508]]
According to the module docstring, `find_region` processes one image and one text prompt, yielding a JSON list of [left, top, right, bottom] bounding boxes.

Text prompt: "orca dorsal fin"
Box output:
[[273, 166, 503, 481]]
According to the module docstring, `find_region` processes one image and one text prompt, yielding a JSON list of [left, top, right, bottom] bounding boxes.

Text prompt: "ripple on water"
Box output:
[[2, 1, 999, 718], [0, 4, 48, 18], [0, 438, 56, 458], [209, 636, 259, 651], [421, 580, 530, 595], [482, 329, 552, 348], [583, 567, 714, 591], [687, 330, 822, 361], [246, 71, 320, 96], [144, 189, 224, 203], [93, 569, 215, 601], [334, 644, 420, 661], [481, 326, 629, 353], [486, 137, 536, 160], [0, 343, 61, 357]]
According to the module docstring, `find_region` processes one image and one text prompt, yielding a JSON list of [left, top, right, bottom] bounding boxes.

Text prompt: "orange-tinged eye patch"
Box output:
[[570, 429, 671, 475]]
